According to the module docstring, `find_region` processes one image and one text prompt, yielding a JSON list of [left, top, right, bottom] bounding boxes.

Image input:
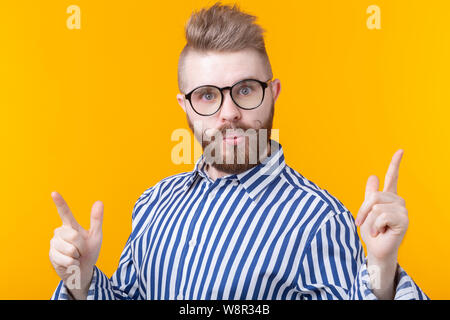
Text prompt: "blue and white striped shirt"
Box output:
[[52, 140, 428, 300]]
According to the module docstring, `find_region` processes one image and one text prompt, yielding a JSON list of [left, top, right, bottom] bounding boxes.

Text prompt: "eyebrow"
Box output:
[[189, 76, 260, 92]]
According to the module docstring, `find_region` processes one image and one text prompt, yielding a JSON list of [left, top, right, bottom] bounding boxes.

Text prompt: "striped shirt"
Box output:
[[52, 140, 428, 300]]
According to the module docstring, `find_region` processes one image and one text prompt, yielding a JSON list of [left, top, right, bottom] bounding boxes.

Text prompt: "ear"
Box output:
[[177, 93, 187, 113], [270, 79, 281, 103]]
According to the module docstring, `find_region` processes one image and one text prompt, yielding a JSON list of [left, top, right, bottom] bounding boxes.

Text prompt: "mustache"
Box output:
[[203, 122, 263, 139]]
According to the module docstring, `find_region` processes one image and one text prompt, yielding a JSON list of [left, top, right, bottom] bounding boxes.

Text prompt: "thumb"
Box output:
[[365, 175, 379, 198], [89, 200, 104, 236]]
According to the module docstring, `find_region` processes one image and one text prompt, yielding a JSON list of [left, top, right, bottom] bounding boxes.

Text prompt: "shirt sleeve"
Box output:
[[51, 188, 156, 300], [296, 210, 429, 300]]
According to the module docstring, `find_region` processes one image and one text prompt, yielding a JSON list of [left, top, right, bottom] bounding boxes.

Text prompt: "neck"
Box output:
[[204, 141, 272, 181]]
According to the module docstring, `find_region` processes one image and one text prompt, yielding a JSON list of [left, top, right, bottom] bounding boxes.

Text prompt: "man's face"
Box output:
[[177, 49, 281, 175]]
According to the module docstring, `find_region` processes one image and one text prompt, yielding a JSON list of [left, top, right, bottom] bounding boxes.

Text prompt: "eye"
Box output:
[[239, 86, 252, 95], [203, 92, 216, 100]]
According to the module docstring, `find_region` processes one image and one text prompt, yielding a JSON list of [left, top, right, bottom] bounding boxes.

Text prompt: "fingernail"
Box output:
[[355, 219, 360, 226]]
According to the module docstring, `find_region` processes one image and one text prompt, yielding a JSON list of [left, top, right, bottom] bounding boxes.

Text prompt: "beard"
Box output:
[[186, 100, 275, 175]]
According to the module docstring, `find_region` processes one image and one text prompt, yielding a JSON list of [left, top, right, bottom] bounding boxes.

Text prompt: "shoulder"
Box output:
[[131, 171, 193, 220], [280, 166, 362, 261], [280, 164, 355, 231], [281, 164, 349, 214]]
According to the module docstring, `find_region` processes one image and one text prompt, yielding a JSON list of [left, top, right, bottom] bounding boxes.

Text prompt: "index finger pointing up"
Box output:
[[383, 149, 404, 194], [51, 191, 80, 230]]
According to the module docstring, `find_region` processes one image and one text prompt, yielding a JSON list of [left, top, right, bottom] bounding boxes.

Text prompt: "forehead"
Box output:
[[183, 49, 268, 92]]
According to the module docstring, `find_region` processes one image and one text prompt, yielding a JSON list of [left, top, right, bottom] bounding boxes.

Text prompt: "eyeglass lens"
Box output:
[[190, 80, 264, 115]]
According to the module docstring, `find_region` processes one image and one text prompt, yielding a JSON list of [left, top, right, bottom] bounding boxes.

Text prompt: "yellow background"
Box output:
[[0, 0, 448, 299]]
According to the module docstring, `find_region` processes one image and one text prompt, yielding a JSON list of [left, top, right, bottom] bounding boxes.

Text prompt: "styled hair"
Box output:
[[177, 2, 273, 93]]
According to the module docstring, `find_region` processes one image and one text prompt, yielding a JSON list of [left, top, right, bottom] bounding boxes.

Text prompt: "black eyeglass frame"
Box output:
[[184, 78, 273, 116]]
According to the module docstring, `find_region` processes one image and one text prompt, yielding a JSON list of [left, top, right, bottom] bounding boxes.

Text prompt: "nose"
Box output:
[[219, 89, 241, 123]]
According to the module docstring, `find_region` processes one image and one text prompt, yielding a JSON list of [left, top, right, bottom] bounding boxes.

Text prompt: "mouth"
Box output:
[[223, 133, 244, 145]]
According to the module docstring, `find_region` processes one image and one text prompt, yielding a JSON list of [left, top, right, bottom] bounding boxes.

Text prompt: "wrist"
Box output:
[[366, 254, 399, 300], [367, 253, 398, 271], [65, 265, 94, 300]]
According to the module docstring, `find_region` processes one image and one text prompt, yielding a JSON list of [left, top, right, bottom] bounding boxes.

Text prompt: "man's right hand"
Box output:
[[49, 191, 103, 300]]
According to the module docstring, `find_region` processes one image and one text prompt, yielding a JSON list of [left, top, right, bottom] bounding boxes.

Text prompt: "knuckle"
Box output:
[[63, 257, 76, 268], [56, 266, 67, 275], [372, 192, 381, 202], [53, 236, 65, 247], [68, 245, 77, 257], [64, 230, 78, 242], [67, 257, 75, 266], [402, 213, 409, 224], [405, 216, 410, 226], [54, 227, 61, 236], [49, 248, 57, 261]]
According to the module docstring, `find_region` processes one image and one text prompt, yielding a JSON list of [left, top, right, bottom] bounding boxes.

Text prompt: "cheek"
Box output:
[[188, 116, 217, 137], [246, 101, 273, 124], [261, 98, 274, 113]]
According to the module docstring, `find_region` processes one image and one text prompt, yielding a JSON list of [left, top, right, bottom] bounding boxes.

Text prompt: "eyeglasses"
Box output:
[[184, 78, 272, 116]]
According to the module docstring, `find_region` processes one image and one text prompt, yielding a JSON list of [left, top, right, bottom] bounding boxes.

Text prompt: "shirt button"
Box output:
[[208, 192, 215, 199], [177, 293, 183, 300], [232, 180, 239, 186], [189, 240, 196, 247]]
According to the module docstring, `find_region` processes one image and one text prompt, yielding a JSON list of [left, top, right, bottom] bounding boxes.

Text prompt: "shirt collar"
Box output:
[[187, 139, 286, 202]]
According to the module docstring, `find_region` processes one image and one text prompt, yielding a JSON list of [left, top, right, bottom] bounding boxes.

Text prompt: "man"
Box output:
[[50, 2, 428, 300]]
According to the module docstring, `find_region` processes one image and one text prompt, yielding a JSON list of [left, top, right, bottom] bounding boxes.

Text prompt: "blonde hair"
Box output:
[[177, 2, 273, 93]]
